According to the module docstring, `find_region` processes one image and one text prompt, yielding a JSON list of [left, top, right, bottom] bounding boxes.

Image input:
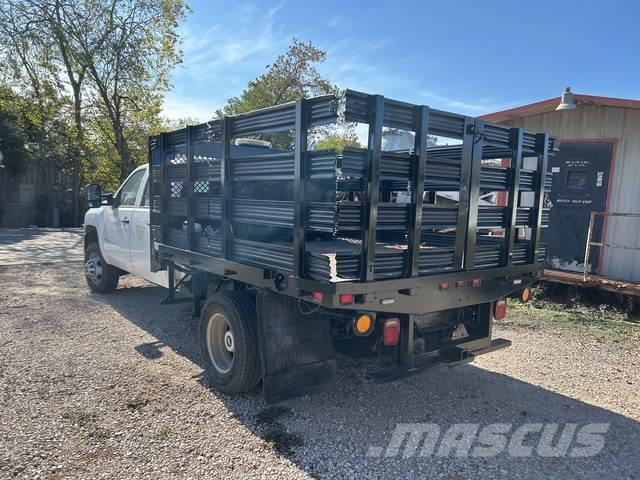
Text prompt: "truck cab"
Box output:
[[84, 164, 168, 292]]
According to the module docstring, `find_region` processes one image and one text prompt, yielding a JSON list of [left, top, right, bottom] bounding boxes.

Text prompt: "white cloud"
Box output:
[[161, 96, 218, 122], [419, 90, 516, 115], [326, 15, 351, 30], [163, 2, 291, 119]]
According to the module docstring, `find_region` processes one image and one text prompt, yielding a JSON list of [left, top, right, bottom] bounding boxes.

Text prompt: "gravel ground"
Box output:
[[0, 229, 83, 266], [1, 263, 639, 479]]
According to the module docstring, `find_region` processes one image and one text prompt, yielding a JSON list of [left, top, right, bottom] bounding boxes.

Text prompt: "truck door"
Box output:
[[102, 169, 146, 269], [128, 171, 169, 287], [546, 142, 613, 273]]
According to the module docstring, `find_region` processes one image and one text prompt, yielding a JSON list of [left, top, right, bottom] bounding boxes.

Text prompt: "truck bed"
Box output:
[[149, 89, 554, 297]]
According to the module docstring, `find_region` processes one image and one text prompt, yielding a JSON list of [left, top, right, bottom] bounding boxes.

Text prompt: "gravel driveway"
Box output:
[[0, 261, 639, 479], [0, 228, 83, 265]]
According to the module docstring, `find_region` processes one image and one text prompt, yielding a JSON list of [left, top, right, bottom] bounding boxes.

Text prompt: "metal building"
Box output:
[[482, 90, 640, 286]]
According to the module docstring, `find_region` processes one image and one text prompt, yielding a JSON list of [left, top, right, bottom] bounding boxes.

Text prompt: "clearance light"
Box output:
[[456, 280, 466, 288], [383, 318, 400, 346], [312, 291, 324, 302], [439, 282, 450, 291], [339, 293, 354, 305], [494, 298, 507, 320], [353, 314, 374, 336], [520, 287, 531, 303], [472, 278, 482, 288]]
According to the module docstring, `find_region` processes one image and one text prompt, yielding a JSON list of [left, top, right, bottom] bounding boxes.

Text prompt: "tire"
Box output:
[[199, 290, 261, 393], [84, 242, 119, 293]]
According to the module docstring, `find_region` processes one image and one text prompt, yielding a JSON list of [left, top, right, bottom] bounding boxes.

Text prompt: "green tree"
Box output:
[[215, 38, 360, 151], [76, 0, 189, 181], [0, 0, 188, 224], [314, 130, 361, 153], [0, 109, 27, 177], [0, 0, 94, 224], [216, 39, 336, 117]]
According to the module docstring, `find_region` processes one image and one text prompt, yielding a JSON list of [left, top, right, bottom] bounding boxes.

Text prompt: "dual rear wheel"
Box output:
[[199, 291, 261, 393]]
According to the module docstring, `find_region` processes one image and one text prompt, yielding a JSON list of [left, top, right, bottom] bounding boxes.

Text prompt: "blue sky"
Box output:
[[164, 0, 640, 121]]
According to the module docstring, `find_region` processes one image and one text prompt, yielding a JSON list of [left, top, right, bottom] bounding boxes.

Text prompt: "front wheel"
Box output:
[[199, 290, 261, 393], [84, 242, 119, 293]]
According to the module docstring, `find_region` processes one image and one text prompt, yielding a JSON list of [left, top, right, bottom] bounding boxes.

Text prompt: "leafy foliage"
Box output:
[[0, 109, 27, 177], [313, 130, 361, 154], [215, 38, 361, 152], [216, 38, 336, 117], [0, 0, 188, 223]]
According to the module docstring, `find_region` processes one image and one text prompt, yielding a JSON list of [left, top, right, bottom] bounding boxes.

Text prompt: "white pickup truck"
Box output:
[[83, 164, 170, 292]]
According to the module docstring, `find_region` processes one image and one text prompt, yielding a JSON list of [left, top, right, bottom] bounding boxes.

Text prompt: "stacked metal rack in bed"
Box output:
[[149, 89, 553, 283]]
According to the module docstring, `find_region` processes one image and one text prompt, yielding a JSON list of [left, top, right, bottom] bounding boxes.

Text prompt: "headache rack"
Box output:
[[149, 89, 553, 290]]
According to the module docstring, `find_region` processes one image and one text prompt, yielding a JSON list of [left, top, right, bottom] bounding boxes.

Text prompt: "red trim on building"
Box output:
[[481, 94, 640, 123]]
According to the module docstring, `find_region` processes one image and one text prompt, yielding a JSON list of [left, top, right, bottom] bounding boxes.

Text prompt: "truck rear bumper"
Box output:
[[369, 337, 511, 382]]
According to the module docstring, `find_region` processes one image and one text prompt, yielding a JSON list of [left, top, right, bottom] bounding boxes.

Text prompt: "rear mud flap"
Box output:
[[257, 290, 337, 403]]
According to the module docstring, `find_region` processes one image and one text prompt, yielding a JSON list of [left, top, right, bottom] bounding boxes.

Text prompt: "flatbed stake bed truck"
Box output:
[[84, 89, 554, 403]]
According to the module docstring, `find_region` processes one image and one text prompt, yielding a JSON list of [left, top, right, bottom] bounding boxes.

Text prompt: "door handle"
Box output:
[[121, 217, 130, 224]]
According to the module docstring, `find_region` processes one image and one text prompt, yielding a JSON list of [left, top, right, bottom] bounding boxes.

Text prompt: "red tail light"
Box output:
[[312, 291, 324, 302], [494, 298, 507, 320], [439, 282, 450, 291], [383, 318, 400, 346], [339, 293, 354, 305]]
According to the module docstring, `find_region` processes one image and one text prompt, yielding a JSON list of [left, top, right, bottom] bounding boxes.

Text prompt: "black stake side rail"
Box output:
[[149, 88, 555, 284]]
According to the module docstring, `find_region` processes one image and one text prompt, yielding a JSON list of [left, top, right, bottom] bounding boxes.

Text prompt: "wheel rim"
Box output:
[[85, 253, 103, 285], [206, 312, 235, 374]]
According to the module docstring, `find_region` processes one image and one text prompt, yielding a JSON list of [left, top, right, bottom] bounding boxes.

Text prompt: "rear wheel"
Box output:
[[84, 242, 119, 293], [199, 290, 261, 393]]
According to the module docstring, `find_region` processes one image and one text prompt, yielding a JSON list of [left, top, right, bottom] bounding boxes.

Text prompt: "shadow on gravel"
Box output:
[[99, 283, 640, 479], [0, 228, 48, 245], [0, 228, 84, 265]]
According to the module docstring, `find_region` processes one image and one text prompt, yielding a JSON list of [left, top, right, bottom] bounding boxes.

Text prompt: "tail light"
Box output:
[[494, 298, 507, 320], [339, 293, 354, 305], [312, 291, 324, 302], [382, 318, 400, 346]]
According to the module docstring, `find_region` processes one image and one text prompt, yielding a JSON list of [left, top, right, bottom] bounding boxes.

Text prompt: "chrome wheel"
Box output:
[[206, 312, 235, 374], [84, 253, 103, 285]]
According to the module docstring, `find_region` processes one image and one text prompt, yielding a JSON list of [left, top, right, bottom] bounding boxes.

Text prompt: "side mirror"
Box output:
[[87, 183, 102, 208]]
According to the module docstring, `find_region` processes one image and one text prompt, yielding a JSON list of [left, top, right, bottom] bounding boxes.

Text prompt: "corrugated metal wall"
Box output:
[[506, 105, 640, 282]]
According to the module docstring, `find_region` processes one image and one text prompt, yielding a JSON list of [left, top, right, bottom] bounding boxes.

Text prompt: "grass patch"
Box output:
[[505, 285, 640, 344]]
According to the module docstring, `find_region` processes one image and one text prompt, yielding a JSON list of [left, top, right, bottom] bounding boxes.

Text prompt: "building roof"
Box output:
[[480, 94, 640, 123]]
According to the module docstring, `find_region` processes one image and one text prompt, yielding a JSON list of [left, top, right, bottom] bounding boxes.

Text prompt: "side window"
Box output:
[[140, 180, 149, 207], [118, 170, 145, 206]]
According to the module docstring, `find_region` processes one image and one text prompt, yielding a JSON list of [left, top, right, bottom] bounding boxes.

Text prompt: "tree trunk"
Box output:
[[72, 86, 83, 226], [115, 123, 131, 181]]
